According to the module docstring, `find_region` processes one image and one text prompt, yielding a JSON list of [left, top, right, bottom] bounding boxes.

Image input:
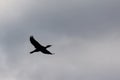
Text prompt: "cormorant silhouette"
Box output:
[[30, 36, 54, 55]]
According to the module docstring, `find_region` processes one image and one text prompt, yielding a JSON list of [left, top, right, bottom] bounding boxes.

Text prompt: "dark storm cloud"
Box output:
[[0, 0, 120, 80], [2, 0, 120, 47], [16, 0, 120, 37], [2, 0, 120, 37], [2, 0, 120, 54]]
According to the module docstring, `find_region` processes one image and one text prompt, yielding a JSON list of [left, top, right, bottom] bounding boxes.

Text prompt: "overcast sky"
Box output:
[[0, 0, 120, 80]]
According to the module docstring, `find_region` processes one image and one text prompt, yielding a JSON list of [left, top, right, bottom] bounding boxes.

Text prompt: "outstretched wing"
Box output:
[[30, 36, 43, 48]]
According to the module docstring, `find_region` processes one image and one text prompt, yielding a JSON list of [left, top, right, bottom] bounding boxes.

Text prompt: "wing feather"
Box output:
[[30, 36, 43, 48]]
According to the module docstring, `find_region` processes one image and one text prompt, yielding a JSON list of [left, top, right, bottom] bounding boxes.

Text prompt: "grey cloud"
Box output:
[[2, 0, 120, 37], [0, 0, 120, 80]]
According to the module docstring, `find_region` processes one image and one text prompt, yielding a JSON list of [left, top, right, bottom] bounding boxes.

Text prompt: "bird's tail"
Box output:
[[52, 53, 55, 55]]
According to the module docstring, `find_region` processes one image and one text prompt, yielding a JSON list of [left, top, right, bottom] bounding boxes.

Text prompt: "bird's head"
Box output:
[[45, 45, 52, 48]]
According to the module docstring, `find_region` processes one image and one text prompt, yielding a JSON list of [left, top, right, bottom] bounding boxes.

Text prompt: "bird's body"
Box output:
[[30, 36, 54, 55]]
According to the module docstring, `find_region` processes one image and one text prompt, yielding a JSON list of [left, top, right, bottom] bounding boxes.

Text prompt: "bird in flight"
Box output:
[[30, 36, 54, 55]]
